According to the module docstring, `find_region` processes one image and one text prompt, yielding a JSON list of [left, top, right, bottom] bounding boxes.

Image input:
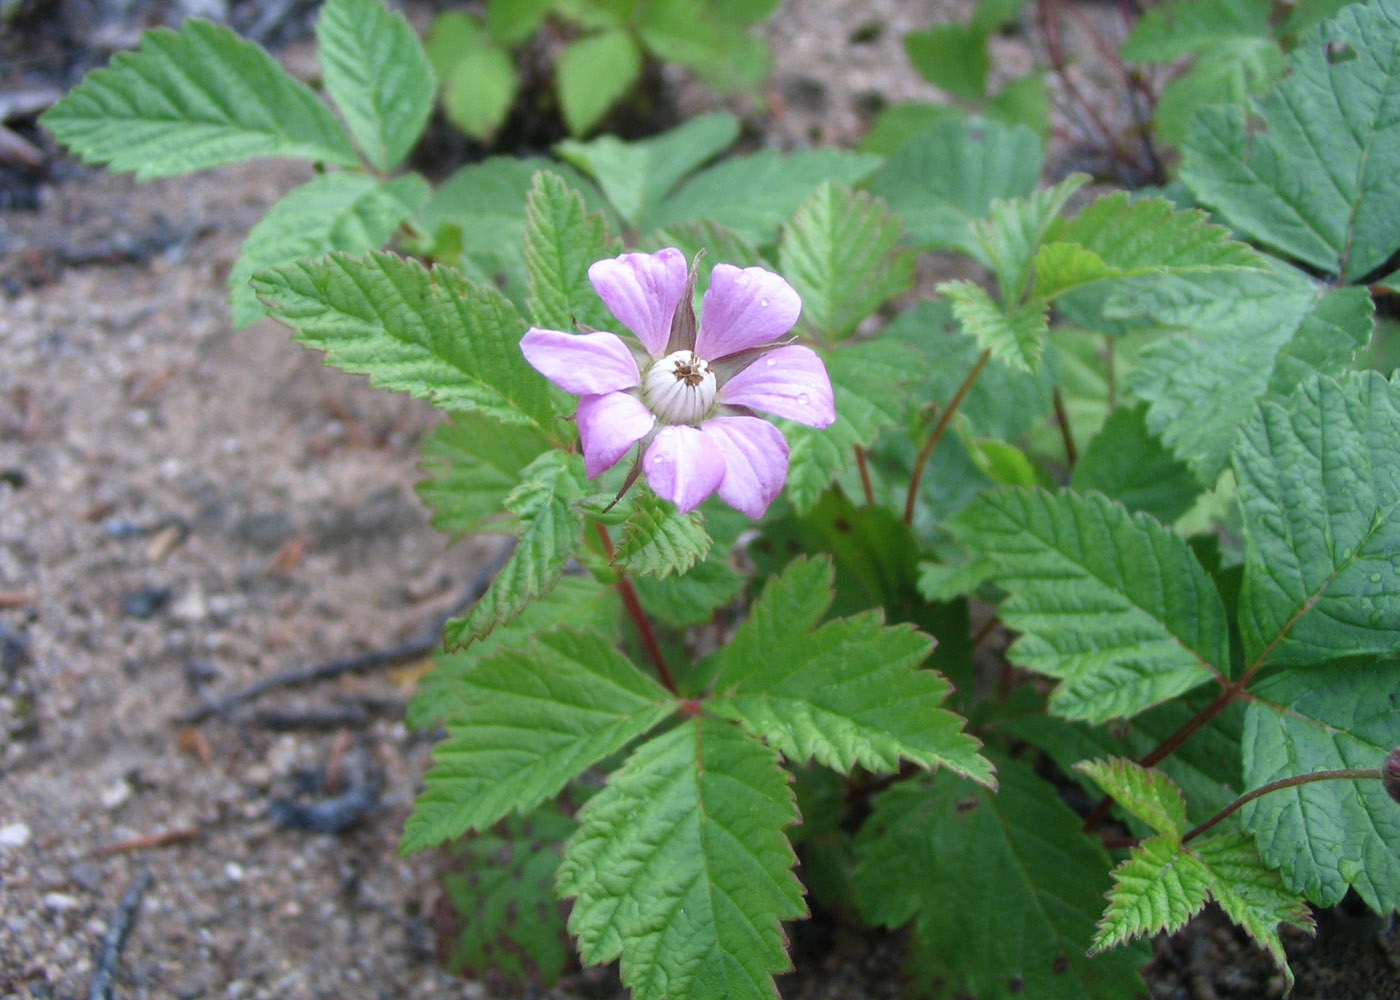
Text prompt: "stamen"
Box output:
[[643, 350, 717, 425]]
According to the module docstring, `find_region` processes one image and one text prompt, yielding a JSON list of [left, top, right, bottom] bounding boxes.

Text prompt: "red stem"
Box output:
[[595, 523, 676, 693], [905, 349, 991, 525], [855, 446, 875, 506]]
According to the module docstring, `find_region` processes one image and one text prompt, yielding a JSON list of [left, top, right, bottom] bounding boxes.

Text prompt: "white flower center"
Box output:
[[643, 350, 717, 425]]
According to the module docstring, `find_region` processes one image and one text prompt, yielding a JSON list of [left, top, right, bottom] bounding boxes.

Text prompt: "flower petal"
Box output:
[[696, 263, 802, 359], [703, 417, 790, 519], [520, 329, 640, 396], [643, 424, 725, 513], [717, 345, 835, 427], [577, 392, 655, 478], [588, 249, 689, 358]]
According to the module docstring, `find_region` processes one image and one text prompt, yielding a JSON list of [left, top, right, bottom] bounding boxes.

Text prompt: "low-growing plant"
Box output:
[[43, 0, 1400, 996]]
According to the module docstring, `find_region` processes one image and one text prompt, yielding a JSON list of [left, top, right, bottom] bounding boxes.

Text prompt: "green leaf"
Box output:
[[251, 251, 556, 428], [409, 573, 620, 729], [939, 278, 1049, 372], [867, 117, 1042, 258], [1091, 835, 1212, 952], [228, 171, 427, 328], [858, 101, 962, 156], [316, 0, 434, 170], [415, 413, 552, 537], [487, 0, 554, 42], [1121, 264, 1374, 482], [1032, 192, 1267, 301], [556, 112, 740, 229], [402, 628, 673, 851], [558, 716, 806, 1000], [1180, 0, 1400, 280], [708, 556, 992, 782], [438, 805, 576, 986], [1234, 372, 1400, 670], [778, 184, 915, 342], [1121, 0, 1272, 62], [975, 172, 1089, 304], [613, 495, 711, 578], [523, 170, 615, 332], [950, 488, 1227, 721], [443, 451, 590, 647], [648, 148, 883, 244], [904, 22, 989, 101], [648, 218, 770, 273], [634, 554, 745, 627], [1152, 38, 1285, 146], [1075, 757, 1189, 839], [1243, 659, 1400, 911], [557, 29, 643, 135], [1071, 403, 1200, 525], [441, 39, 518, 143], [984, 72, 1052, 138], [855, 758, 1150, 1000], [41, 18, 359, 178]]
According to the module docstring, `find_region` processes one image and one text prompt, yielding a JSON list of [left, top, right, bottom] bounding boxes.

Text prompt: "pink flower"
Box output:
[[520, 248, 835, 518]]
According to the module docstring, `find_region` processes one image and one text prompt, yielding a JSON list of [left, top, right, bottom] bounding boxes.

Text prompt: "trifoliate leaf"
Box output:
[[556, 112, 740, 229], [557, 29, 642, 135], [1121, 0, 1271, 62], [1243, 659, 1400, 911], [229, 171, 427, 328], [415, 413, 552, 538], [1091, 835, 1212, 952], [41, 18, 359, 178], [708, 556, 992, 782], [1180, 0, 1400, 280], [1235, 372, 1400, 670], [523, 170, 616, 333], [867, 117, 1042, 259], [950, 488, 1227, 721], [558, 717, 806, 1000], [778, 184, 915, 342], [408, 573, 620, 729], [1032, 193, 1267, 301], [1120, 264, 1374, 483], [443, 452, 589, 647], [402, 628, 672, 851], [939, 278, 1049, 372], [613, 494, 711, 578], [252, 251, 557, 428], [438, 805, 576, 987], [1072, 403, 1200, 525], [974, 172, 1089, 304], [316, 0, 434, 171], [855, 758, 1150, 1000]]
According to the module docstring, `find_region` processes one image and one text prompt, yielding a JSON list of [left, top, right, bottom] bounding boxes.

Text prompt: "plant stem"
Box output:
[[1105, 335, 1117, 410], [594, 523, 676, 693], [1052, 387, 1078, 468], [905, 348, 991, 525], [855, 446, 875, 506]]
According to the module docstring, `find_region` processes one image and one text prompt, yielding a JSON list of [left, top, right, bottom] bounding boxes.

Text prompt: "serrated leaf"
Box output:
[[415, 413, 552, 538], [251, 251, 557, 428], [558, 716, 806, 1000], [974, 172, 1089, 304], [41, 18, 358, 178], [556, 112, 740, 229], [950, 488, 1228, 721], [648, 218, 770, 273], [402, 628, 672, 851], [1234, 372, 1400, 670], [648, 148, 883, 244], [1075, 758, 1189, 838], [778, 184, 915, 342], [316, 0, 434, 170], [1121, 264, 1374, 482], [1032, 193, 1267, 301], [229, 171, 427, 328], [1152, 38, 1284, 146], [1091, 835, 1212, 952], [858, 101, 962, 156], [634, 554, 745, 627], [1121, 0, 1271, 61], [1072, 404, 1200, 524], [443, 452, 589, 647], [904, 22, 990, 101], [939, 278, 1049, 372], [523, 171, 615, 332], [708, 556, 992, 781], [613, 495, 711, 578], [1180, 0, 1400, 280], [1243, 660, 1400, 911], [867, 117, 1042, 258], [854, 758, 1149, 1000], [557, 29, 642, 135], [439, 805, 576, 986], [916, 556, 997, 602]]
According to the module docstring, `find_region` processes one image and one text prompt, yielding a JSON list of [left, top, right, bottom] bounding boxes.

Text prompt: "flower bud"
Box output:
[[1383, 748, 1400, 805]]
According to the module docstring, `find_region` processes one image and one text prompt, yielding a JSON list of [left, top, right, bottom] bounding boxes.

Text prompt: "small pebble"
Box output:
[[42, 892, 79, 912], [100, 779, 132, 810], [121, 585, 171, 619], [0, 821, 31, 847], [223, 861, 244, 882]]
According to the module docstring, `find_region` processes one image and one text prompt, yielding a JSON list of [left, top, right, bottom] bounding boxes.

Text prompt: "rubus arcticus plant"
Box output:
[[42, 0, 1400, 995]]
